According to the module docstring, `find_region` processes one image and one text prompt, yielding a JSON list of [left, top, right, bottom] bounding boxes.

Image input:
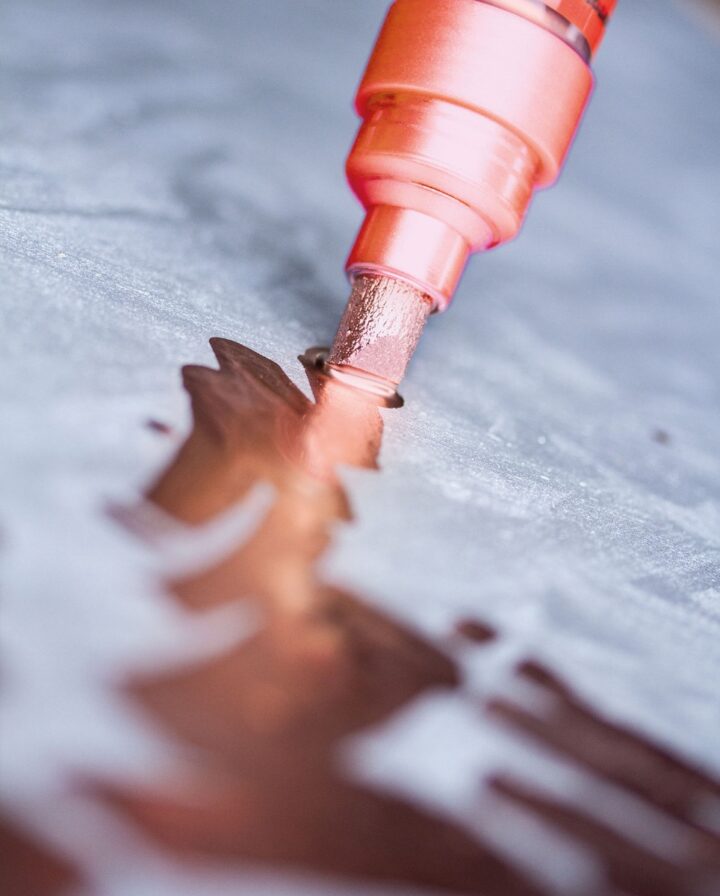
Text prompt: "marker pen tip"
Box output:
[[328, 275, 432, 389]]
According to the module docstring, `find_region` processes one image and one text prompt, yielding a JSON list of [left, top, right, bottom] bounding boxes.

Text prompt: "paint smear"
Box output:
[[91, 338, 720, 895], [0, 815, 79, 896]]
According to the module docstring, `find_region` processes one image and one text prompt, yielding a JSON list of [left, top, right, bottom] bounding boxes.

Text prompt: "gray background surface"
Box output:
[[0, 1, 719, 893]]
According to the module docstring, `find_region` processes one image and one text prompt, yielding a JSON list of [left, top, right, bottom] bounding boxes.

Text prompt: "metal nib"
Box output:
[[328, 274, 432, 387]]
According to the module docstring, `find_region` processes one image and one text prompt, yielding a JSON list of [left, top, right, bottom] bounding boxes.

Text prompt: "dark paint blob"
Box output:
[[456, 618, 498, 644], [652, 428, 671, 445], [1, 815, 79, 896], [146, 419, 174, 435]]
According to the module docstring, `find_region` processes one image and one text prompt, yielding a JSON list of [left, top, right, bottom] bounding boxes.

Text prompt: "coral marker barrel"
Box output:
[[329, 0, 617, 388]]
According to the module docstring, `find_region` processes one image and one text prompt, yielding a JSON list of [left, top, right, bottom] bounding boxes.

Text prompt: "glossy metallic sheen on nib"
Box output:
[[328, 275, 432, 386]]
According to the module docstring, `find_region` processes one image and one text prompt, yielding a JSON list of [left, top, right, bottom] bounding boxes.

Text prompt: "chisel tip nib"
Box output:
[[328, 274, 432, 389]]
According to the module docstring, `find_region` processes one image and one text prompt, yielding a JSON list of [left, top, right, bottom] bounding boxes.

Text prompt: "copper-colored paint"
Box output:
[[455, 618, 498, 644], [493, 660, 720, 847], [489, 775, 692, 896], [1, 815, 80, 896], [97, 340, 720, 893], [112, 338, 541, 894], [146, 418, 174, 435], [147, 339, 387, 610]]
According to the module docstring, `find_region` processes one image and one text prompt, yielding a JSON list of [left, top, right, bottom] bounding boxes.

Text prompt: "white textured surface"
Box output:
[[1, 1, 719, 893]]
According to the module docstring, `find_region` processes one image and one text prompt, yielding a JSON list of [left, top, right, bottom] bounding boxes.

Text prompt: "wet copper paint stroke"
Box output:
[[106, 338, 540, 895], [493, 660, 720, 846], [1, 814, 80, 896], [489, 775, 690, 896], [98, 339, 720, 895], [487, 662, 720, 894]]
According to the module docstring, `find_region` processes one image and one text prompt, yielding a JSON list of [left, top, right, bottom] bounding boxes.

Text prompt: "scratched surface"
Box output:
[[1, 1, 719, 894]]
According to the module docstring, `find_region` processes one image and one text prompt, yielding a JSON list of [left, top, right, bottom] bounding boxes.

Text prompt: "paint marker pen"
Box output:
[[328, 0, 616, 388]]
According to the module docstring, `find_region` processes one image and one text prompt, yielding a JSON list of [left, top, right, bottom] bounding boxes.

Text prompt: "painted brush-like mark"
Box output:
[[486, 660, 720, 895], [102, 338, 539, 895], [491, 660, 720, 845], [0, 814, 80, 896], [93, 339, 720, 895]]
